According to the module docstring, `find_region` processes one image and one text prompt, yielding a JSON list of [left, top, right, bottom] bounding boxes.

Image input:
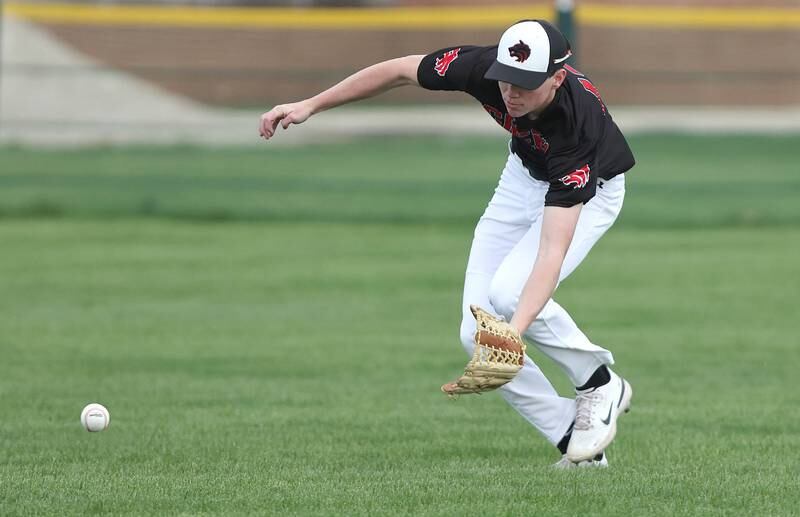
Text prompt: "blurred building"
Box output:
[[2, 0, 798, 145], [4, 0, 798, 107]]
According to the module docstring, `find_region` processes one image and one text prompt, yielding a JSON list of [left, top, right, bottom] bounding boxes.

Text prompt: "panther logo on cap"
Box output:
[[508, 41, 531, 63]]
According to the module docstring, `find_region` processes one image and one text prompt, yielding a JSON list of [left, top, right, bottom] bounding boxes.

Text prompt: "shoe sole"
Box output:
[[567, 379, 633, 462]]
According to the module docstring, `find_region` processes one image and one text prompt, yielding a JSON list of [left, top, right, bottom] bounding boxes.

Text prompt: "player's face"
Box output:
[[499, 69, 566, 118]]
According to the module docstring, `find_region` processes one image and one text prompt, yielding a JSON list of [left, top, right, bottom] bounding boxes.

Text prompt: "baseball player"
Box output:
[[259, 19, 635, 468]]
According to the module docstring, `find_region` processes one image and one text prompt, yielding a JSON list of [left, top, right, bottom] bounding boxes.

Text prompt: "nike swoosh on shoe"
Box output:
[[600, 402, 613, 425]]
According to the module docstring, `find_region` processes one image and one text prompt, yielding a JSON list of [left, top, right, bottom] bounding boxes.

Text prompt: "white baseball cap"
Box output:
[[484, 20, 573, 90]]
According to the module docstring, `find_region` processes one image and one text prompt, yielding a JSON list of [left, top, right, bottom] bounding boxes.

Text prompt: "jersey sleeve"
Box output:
[[417, 46, 487, 93], [543, 145, 599, 207]]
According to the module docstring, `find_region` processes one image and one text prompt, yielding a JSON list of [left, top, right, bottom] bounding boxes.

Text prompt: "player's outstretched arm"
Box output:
[[259, 55, 424, 140]]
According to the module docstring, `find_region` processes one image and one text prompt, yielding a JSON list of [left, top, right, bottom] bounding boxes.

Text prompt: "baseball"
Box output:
[[80, 403, 110, 432]]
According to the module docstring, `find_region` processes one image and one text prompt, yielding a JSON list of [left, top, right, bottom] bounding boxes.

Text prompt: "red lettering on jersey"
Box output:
[[564, 64, 585, 77], [503, 114, 515, 133], [577, 77, 606, 114], [434, 48, 461, 77], [577, 77, 601, 99], [482, 104, 550, 153], [482, 104, 503, 124], [532, 130, 550, 153], [482, 104, 513, 132], [560, 164, 591, 189]]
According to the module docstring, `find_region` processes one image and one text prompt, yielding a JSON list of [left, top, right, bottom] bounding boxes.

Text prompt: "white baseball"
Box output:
[[80, 403, 110, 432]]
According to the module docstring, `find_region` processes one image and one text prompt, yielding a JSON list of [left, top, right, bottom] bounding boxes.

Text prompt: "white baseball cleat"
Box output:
[[552, 452, 608, 469], [566, 369, 632, 462]]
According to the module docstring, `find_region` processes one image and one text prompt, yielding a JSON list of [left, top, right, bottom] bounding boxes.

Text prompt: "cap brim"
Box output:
[[484, 60, 548, 90]]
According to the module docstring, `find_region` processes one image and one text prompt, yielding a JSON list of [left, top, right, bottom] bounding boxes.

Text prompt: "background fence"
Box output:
[[2, 0, 799, 144]]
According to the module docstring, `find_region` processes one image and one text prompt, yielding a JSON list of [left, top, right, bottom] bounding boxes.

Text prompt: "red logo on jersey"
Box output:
[[560, 164, 591, 189], [508, 41, 531, 63], [434, 48, 461, 77]]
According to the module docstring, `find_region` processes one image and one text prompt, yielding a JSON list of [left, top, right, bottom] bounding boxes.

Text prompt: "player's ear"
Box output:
[[552, 68, 567, 89]]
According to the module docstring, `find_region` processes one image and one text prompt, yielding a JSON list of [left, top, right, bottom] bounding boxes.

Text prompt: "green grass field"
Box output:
[[1, 135, 799, 516]]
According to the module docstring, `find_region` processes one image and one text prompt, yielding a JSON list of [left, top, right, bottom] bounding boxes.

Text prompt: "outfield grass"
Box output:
[[1, 134, 798, 228], [1, 135, 799, 516]]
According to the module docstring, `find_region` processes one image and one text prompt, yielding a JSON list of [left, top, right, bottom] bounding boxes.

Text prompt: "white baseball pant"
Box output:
[[459, 150, 626, 445]]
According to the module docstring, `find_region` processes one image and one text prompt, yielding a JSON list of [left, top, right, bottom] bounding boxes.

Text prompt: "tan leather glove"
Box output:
[[441, 305, 526, 397]]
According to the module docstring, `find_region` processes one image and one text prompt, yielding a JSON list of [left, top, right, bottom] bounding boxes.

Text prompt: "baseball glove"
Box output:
[[441, 305, 526, 397]]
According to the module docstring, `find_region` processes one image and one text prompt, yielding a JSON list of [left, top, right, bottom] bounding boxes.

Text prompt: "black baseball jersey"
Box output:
[[417, 45, 635, 207]]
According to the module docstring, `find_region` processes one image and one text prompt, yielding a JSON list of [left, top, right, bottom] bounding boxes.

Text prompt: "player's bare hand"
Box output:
[[259, 101, 314, 140]]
